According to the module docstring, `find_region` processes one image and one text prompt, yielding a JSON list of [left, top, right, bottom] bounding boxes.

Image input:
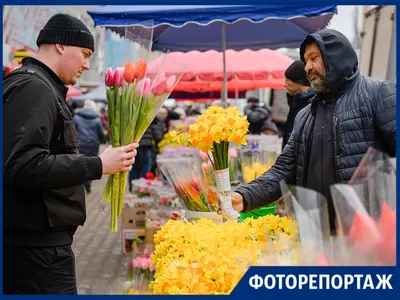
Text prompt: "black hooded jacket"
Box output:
[[236, 29, 396, 227]]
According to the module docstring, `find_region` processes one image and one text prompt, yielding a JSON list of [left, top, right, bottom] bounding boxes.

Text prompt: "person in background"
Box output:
[[261, 117, 279, 135], [149, 116, 166, 174], [129, 123, 157, 191], [3, 14, 138, 294], [244, 97, 270, 135], [72, 99, 105, 193], [282, 60, 316, 149], [157, 107, 169, 134]]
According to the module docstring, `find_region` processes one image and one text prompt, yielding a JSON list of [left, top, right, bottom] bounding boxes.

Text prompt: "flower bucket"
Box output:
[[185, 210, 224, 224], [240, 205, 276, 221]]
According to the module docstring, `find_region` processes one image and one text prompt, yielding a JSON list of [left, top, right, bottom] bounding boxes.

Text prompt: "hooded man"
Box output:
[[224, 29, 396, 233], [282, 60, 316, 149]]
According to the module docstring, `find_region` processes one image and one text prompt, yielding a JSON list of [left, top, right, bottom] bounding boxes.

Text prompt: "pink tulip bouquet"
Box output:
[[102, 24, 187, 231]]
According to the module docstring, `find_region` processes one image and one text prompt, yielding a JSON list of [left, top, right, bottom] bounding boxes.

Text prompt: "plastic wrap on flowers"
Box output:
[[102, 21, 154, 231], [157, 156, 218, 212], [239, 148, 278, 184], [330, 148, 396, 266], [279, 181, 336, 266], [102, 21, 187, 232], [125, 249, 156, 294], [184, 106, 249, 221]]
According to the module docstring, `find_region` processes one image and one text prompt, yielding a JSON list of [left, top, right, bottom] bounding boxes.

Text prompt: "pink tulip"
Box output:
[[136, 78, 151, 97], [132, 259, 138, 268], [105, 67, 115, 87], [228, 148, 238, 159], [164, 75, 176, 93], [113, 67, 125, 87], [149, 263, 156, 272], [140, 258, 150, 270], [202, 162, 210, 173], [199, 151, 208, 161], [151, 72, 167, 96]]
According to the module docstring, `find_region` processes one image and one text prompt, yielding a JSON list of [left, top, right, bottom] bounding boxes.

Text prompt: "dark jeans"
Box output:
[[129, 146, 152, 190], [3, 245, 77, 294]]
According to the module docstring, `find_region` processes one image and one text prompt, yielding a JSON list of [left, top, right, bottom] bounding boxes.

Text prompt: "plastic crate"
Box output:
[[240, 205, 276, 220]]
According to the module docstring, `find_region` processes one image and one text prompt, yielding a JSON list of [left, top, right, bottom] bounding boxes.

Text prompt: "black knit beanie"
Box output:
[[36, 14, 94, 52], [247, 97, 260, 104], [284, 60, 310, 87]]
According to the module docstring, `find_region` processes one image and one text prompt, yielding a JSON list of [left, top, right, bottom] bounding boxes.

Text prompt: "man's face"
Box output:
[[59, 45, 92, 86], [304, 42, 327, 92], [284, 78, 299, 96]]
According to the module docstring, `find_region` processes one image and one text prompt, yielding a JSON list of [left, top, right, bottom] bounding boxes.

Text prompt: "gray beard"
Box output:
[[310, 77, 327, 93]]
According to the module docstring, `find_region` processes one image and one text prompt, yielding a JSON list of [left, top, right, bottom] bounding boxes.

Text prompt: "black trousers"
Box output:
[[3, 245, 77, 294]]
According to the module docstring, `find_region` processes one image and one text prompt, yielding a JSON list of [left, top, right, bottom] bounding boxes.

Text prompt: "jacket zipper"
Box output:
[[334, 117, 340, 155]]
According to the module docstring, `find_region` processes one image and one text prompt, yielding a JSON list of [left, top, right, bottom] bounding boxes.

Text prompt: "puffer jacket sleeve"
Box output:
[[235, 132, 297, 213], [374, 81, 396, 157]]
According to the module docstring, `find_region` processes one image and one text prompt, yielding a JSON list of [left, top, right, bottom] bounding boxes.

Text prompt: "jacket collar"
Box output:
[[21, 57, 68, 97]]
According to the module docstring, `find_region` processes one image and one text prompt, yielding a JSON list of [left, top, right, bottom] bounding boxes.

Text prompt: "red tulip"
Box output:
[[105, 67, 115, 87], [316, 253, 329, 266], [133, 60, 147, 79], [123, 61, 136, 83], [146, 172, 155, 180], [378, 201, 396, 264], [349, 211, 380, 256]]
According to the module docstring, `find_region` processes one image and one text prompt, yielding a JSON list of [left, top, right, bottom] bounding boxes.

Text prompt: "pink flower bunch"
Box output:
[[132, 257, 156, 271], [105, 67, 177, 99]]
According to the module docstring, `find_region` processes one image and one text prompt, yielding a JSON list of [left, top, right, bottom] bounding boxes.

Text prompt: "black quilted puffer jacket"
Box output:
[[236, 29, 396, 213]]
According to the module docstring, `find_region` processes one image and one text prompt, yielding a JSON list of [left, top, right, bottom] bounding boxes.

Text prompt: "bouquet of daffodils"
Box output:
[[185, 106, 249, 221]]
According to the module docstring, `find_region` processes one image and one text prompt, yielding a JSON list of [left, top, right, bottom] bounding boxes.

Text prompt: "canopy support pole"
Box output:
[[221, 22, 228, 107]]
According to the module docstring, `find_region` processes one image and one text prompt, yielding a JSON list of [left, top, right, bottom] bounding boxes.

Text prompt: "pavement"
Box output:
[[72, 146, 130, 294]]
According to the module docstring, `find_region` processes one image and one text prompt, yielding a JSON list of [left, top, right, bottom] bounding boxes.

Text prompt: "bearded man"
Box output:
[[223, 29, 396, 233]]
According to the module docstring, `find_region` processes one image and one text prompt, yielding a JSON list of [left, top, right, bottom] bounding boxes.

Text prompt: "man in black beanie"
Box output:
[[282, 60, 315, 149], [3, 14, 139, 294]]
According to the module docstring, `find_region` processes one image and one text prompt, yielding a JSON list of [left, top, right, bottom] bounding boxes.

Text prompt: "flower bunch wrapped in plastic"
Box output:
[[149, 215, 298, 294], [330, 148, 396, 266], [157, 157, 218, 212], [102, 23, 187, 231], [278, 181, 340, 266], [239, 148, 278, 183], [185, 106, 249, 221]]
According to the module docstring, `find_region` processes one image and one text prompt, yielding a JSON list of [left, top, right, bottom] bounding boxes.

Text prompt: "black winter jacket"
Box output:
[[3, 58, 103, 247], [73, 108, 104, 155], [246, 105, 269, 134], [236, 29, 396, 214]]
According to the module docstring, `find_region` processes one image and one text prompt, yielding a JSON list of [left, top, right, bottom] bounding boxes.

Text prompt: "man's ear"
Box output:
[[55, 44, 65, 55]]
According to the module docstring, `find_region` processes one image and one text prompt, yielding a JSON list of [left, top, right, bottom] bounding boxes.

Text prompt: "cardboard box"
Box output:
[[144, 227, 160, 245], [122, 229, 145, 254], [121, 207, 147, 230]]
